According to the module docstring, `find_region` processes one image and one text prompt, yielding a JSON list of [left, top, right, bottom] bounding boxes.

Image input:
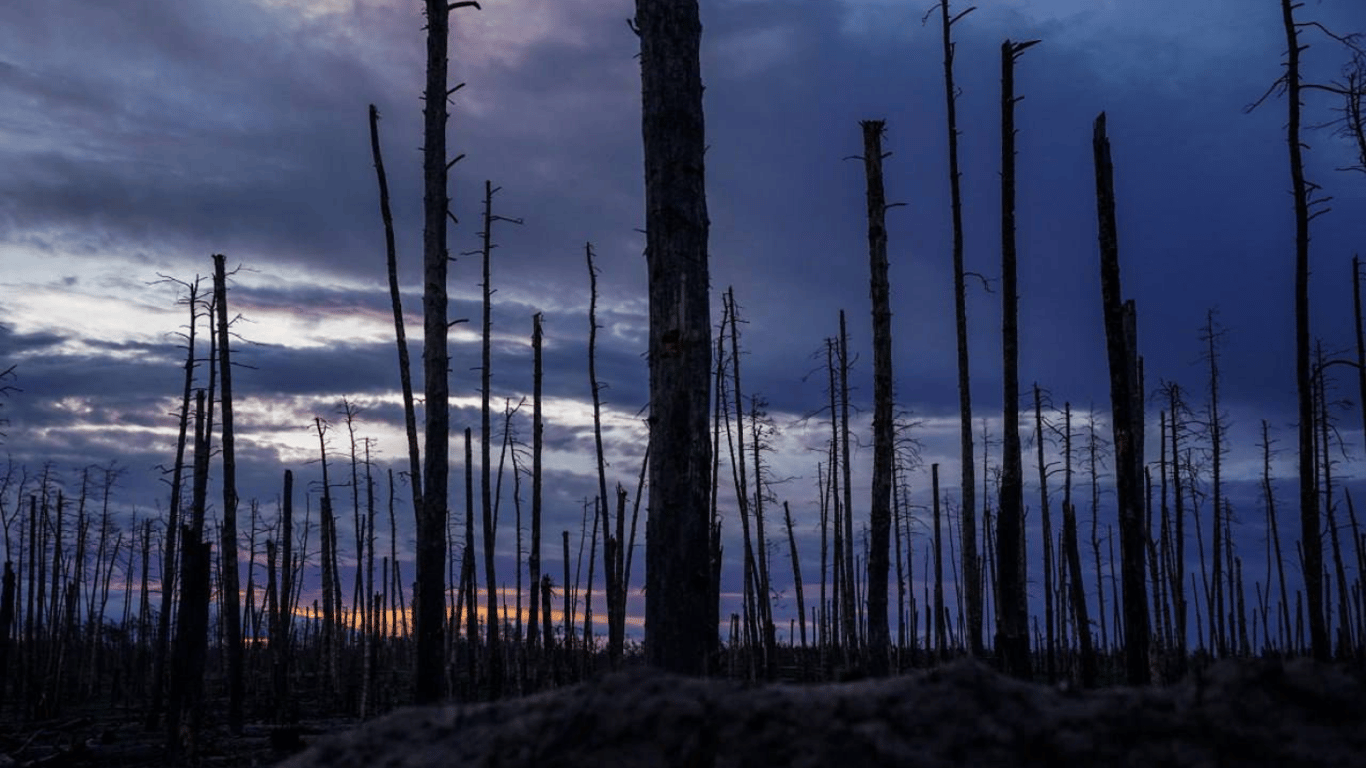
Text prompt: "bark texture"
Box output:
[[636, 0, 715, 675], [861, 119, 894, 677], [1093, 112, 1150, 684]]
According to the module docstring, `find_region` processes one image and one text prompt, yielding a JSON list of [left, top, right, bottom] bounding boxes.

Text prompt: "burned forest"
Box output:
[[1, 0, 1366, 765]]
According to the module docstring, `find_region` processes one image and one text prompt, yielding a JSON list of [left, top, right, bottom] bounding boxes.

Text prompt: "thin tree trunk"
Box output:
[[585, 244, 621, 667], [997, 38, 1039, 680], [938, 0, 982, 660], [148, 277, 199, 730], [783, 501, 807, 649], [1062, 403, 1097, 686], [529, 314, 544, 663], [1033, 384, 1055, 680], [1277, 0, 1328, 662], [211, 254, 245, 732]]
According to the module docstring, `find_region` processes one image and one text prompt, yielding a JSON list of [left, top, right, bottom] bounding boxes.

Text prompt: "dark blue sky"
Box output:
[[1, 0, 1364, 644]]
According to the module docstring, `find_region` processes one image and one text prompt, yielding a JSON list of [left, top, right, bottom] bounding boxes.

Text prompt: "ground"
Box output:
[[278, 658, 1366, 768]]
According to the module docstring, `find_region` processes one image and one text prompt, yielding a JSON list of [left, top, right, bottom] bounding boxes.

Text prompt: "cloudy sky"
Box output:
[[2, 0, 1364, 647]]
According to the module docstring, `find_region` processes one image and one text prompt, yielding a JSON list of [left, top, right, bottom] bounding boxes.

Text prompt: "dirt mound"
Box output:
[[281, 659, 1366, 768]]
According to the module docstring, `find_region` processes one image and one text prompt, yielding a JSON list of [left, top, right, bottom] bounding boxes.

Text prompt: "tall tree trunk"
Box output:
[[148, 277, 199, 730], [529, 314, 544, 661], [861, 119, 895, 677], [838, 312, 858, 657], [369, 104, 424, 523], [932, 464, 946, 659], [211, 254, 245, 732], [636, 0, 715, 675], [997, 38, 1038, 680], [1277, 0, 1328, 662], [1092, 114, 1150, 684], [585, 244, 621, 667], [939, 0, 982, 660]]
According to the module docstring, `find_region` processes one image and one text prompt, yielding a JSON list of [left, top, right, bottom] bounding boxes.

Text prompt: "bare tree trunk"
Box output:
[[148, 277, 200, 730], [585, 244, 621, 667], [1093, 113, 1150, 684], [369, 104, 424, 525], [415, 0, 482, 703], [937, 0, 982, 660], [932, 464, 946, 660], [529, 314, 544, 661], [1033, 384, 1055, 680], [211, 253, 245, 732], [636, 0, 715, 676], [1062, 403, 1096, 686], [275, 469, 293, 723], [1277, 0, 1329, 662], [861, 119, 895, 677], [783, 501, 807, 649], [838, 312, 858, 658], [997, 38, 1038, 680]]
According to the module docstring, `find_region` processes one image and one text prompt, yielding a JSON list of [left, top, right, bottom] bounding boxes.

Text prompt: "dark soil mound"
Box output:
[[281, 659, 1366, 768]]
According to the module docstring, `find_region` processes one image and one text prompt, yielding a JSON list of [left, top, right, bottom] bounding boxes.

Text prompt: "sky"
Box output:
[[1, 0, 1365, 649]]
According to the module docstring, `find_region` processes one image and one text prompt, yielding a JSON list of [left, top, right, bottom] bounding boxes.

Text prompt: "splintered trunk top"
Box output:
[[637, 0, 716, 675]]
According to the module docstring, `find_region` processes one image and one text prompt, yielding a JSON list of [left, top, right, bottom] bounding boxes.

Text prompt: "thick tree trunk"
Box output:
[[861, 119, 895, 677], [636, 0, 715, 675], [1093, 113, 1150, 684]]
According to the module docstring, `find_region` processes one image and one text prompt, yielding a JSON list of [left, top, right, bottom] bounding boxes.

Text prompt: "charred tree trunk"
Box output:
[[636, 0, 715, 675], [1093, 113, 1150, 684], [416, 0, 481, 703], [529, 314, 544, 662], [997, 38, 1038, 680], [861, 119, 895, 677], [211, 253, 245, 732], [1277, 0, 1329, 662], [369, 104, 424, 523], [939, 0, 983, 660], [1062, 403, 1097, 686], [148, 278, 199, 730]]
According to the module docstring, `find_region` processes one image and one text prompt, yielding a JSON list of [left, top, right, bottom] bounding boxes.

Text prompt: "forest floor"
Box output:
[[274, 657, 1366, 768], [7, 657, 1364, 766]]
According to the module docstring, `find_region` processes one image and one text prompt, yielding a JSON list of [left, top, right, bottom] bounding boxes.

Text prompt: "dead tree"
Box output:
[[1093, 113, 1150, 684], [996, 38, 1039, 680], [147, 276, 201, 730], [635, 0, 715, 674], [1061, 403, 1097, 686], [860, 119, 896, 677], [369, 104, 424, 524], [416, 0, 482, 703], [211, 253, 245, 732], [528, 314, 544, 662], [585, 244, 623, 667], [936, 0, 984, 659]]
